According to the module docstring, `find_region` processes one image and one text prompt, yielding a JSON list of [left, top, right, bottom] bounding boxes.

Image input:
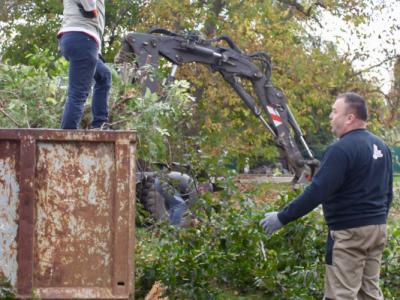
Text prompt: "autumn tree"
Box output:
[[380, 56, 400, 146], [123, 0, 393, 163], [0, 0, 140, 64], [1, 0, 398, 165]]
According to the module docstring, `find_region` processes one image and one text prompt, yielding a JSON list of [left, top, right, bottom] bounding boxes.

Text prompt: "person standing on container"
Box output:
[[58, 0, 111, 129], [260, 92, 393, 299]]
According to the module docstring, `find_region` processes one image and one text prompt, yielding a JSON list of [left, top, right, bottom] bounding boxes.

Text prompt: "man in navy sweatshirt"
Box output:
[[260, 92, 393, 300], [58, 0, 111, 129]]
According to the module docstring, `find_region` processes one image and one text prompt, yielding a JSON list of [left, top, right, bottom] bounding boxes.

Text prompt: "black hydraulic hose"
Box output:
[[249, 52, 272, 78], [148, 28, 180, 36], [212, 35, 243, 53]]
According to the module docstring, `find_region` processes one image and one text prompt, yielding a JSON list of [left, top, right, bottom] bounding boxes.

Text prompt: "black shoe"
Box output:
[[89, 122, 113, 130]]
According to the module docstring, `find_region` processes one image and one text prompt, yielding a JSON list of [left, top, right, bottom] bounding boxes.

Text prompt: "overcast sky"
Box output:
[[313, 0, 400, 93]]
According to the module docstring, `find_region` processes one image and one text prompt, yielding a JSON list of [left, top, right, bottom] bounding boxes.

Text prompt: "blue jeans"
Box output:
[[59, 32, 112, 129]]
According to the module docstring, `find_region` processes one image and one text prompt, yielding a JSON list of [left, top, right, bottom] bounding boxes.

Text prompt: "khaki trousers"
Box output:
[[324, 224, 387, 300]]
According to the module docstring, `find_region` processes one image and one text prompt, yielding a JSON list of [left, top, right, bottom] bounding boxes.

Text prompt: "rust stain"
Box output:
[[0, 129, 136, 299], [34, 142, 115, 287], [37, 287, 129, 299], [0, 141, 19, 287]]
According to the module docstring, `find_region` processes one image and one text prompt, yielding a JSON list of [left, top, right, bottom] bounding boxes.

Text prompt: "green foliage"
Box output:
[[135, 182, 400, 299], [0, 57, 67, 128], [130, 0, 392, 165], [0, 0, 140, 64], [391, 175, 400, 210], [1, 0, 397, 165], [0, 2, 398, 298], [0, 1, 63, 65], [0, 55, 194, 164], [381, 218, 400, 299], [107, 71, 196, 163], [0, 276, 15, 300]]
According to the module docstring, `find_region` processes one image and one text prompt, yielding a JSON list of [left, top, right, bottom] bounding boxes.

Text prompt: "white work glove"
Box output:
[[260, 212, 283, 237]]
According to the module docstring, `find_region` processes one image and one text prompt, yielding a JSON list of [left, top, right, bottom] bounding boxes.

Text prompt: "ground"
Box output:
[[233, 174, 292, 204]]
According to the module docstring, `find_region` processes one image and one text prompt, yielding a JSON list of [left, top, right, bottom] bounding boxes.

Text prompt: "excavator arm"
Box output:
[[115, 29, 319, 183]]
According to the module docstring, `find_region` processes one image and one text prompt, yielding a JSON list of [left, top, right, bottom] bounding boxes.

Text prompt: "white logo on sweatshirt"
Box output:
[[373, 144, 383, 160]]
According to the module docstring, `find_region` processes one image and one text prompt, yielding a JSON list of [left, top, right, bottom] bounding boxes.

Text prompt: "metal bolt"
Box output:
[[175, 55, 183, 63]]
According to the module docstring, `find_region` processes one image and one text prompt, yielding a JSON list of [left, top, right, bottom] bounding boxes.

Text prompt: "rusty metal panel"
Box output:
[[0, 141, 20, 288], [0, 129, 136, 300]]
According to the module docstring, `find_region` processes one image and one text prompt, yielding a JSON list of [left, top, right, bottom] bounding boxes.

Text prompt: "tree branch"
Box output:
[[276, 0, 326, 27], [0, 107, 21, 127], [204, 0, 225, 37], [352, 55, 398, 78]]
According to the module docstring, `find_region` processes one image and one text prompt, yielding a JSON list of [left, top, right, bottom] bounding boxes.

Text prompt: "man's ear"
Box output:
[[346, 113, 356, 124]]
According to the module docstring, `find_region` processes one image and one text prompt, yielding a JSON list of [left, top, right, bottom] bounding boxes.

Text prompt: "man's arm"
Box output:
[[78, 0, 98, 18], [79, 0, 97, 11], [277, 146, 348, 225], [260, 145, 349, 236]]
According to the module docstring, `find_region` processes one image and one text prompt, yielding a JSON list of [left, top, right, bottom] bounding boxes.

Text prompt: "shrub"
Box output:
[[0, 61, 66, 128], [135, 181, 400, 299], [0, 277, 15, 300]]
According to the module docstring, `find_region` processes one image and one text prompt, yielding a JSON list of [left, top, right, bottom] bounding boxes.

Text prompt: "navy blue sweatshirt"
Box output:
[[278, 129, 393, 230]]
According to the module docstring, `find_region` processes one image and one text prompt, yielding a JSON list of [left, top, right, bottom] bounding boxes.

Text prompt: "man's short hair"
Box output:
[[338, 92, 368, 121]]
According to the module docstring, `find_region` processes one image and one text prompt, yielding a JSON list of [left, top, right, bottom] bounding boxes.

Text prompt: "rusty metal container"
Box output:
[[0, 129, 136, 299]]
